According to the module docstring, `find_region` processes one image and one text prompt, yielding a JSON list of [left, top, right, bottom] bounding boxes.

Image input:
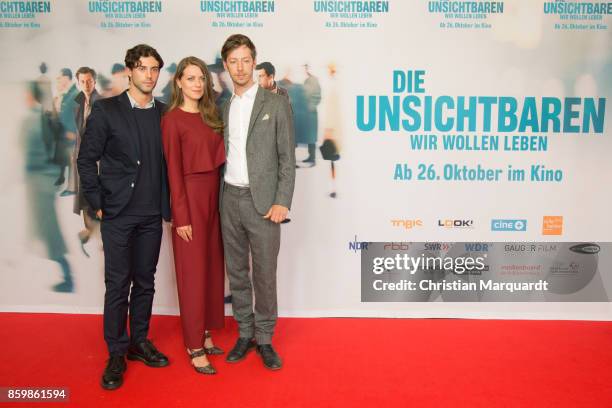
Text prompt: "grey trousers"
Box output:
[[221, 183, 280, 344]]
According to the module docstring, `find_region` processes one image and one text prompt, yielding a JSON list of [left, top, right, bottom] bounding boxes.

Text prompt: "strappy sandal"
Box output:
[[204, 331, 224, 355], [187, 348, 216, 375]]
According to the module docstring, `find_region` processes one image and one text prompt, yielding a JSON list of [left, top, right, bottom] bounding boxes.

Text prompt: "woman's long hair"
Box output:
[[167, 56, 223, 134]]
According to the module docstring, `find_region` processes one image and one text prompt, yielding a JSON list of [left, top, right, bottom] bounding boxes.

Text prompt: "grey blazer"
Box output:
[[221, 86, 296, 215]]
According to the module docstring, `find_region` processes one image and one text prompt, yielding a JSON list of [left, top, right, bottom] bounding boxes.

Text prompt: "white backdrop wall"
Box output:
[[0, 0, 611, 320]]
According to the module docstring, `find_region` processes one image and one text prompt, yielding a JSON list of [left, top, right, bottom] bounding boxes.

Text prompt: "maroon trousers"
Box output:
[[172, 170, 225, 349]]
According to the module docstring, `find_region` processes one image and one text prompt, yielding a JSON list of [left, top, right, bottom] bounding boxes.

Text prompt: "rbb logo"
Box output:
[[383, 242, 411, 251], [348, 236, 369, 253], [438, 219, 474, 228]]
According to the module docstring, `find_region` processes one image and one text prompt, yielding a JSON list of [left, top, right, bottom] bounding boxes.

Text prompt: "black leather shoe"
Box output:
[[101, 355, 126, 390], [256, 344, 282, 370], [225, 337, 256, 363], [127, 339, 169, 367]]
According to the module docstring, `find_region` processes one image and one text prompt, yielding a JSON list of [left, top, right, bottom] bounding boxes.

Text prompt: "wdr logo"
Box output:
[[491, 219, 527, 232]]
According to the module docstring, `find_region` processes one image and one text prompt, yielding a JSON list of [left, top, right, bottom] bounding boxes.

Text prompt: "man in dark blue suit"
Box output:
[[77, 44, 171, 391]]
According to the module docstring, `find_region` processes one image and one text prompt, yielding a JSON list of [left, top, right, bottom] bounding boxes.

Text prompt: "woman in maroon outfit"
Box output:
[[161, 57, 225, 374]]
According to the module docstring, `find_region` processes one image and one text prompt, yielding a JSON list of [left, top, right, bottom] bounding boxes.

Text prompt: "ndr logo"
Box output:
[[438, 219, 474, 228], [348, 236, 369, 252], [491, 219, 527, 232]]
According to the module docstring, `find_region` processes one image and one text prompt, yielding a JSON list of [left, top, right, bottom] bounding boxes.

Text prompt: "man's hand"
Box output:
[[96, 209, 103, 220], [263, 205, 289, 224], [176, 225, 193, 242]]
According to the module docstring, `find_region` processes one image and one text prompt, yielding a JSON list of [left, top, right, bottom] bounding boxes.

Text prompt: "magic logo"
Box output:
[[390, 219, 423, 229]]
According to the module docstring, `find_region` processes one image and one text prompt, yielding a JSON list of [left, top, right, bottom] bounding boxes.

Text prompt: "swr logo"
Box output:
[[390, 219, 423, 229], [425, 243, 450, 251]]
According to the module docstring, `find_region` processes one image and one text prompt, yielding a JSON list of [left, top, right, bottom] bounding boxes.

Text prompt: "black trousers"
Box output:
[[101, 214, 162, 356]]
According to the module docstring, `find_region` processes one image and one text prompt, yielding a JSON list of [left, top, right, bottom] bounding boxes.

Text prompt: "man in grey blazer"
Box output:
[[220, 34, 296, 370]]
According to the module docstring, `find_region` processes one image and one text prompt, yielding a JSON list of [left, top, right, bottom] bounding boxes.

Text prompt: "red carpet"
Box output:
[[0, 313, 611, 407]]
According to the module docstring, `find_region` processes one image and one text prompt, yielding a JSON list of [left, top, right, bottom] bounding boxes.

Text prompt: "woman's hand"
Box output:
[[176, 225, 193, 242]]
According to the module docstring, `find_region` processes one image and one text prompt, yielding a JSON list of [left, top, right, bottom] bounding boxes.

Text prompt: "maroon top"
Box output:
[[161, 108, 225, 227]]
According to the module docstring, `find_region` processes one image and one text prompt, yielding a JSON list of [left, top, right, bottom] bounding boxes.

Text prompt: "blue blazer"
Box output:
[[77, 91, 171, 221]]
